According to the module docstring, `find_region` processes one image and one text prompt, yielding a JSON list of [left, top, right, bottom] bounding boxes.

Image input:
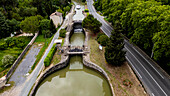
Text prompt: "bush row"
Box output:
[[0, 36, 32, 50], [44, 43, 57, 67]]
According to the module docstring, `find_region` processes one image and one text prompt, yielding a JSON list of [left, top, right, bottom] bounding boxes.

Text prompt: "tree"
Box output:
[[42, 30, 52, 38], [97, 35, 109, 46], [82, 14, 102, 34], [0, 12, 10, 39], [152, 31, 170, 68], [40, 19, 50, 31], [20, 15, 43, 34], [105, 30, 126, 66], [1, 54, 16, 68], [7, 19, 20, 33], [49, 19, 56, 34], [59, 29, 66, 38]]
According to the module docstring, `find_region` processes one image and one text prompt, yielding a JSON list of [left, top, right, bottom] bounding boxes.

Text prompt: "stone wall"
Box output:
[[83, 56, 115, 96], [6, 32, 39, 80], [29, 55, 69, 96]]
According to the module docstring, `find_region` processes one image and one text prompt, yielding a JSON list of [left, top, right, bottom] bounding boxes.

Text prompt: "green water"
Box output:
[[70, 31, 85, 46], [35, 56, 112, 96]]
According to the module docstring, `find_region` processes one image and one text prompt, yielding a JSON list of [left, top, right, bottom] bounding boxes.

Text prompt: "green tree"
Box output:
[[20, 15, 43, 34], [0, 12, 10, 39], [49, 19, 56, 34], [97, 35, 109, 46], [7, 19, 20, 33], [59, 29, 66, 38], [40, 19, 50, 31], [1, 54, 16, 68], [82, 14, 102, 34], [105, 30, 126, 66], [42, 30, 52, 38]]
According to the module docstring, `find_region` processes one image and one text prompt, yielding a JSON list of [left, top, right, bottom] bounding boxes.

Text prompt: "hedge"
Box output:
[[59, 29, 66, 38], [44, 43, 57, 67], [84, 9, 89, 12]]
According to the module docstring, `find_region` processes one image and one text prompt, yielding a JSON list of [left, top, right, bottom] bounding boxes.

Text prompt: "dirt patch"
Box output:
[[88, 34, 148, 96]]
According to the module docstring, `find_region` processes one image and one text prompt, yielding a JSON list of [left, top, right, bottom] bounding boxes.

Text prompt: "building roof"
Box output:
[[54, 12, 62, 16]]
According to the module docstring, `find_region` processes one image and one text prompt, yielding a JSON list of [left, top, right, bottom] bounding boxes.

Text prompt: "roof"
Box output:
[[54, 39, 63, 44], [54, 12, 62, 16]]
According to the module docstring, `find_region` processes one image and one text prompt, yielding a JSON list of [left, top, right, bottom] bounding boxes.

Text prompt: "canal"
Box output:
[[34, 0, 112, 96]]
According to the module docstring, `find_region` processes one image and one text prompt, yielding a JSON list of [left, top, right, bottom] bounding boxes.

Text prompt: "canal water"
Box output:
[[35, 56, 112, 96], [34, 0, 112, 96]]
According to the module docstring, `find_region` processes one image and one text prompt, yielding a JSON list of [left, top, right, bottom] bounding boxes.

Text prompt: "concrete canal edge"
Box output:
[[29, 55, 69, 96], [83, 56, 115, 96]]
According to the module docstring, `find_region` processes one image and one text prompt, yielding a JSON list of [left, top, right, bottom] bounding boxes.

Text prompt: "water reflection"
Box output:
[[35, 56, 112, 96]]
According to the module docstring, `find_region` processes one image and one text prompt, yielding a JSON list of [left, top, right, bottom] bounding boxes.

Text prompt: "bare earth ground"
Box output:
[[88, 34, 148, 96]]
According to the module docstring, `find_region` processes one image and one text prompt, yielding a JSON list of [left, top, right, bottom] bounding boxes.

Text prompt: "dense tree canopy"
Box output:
[[20, 15, 43, 34], [94, 0, 170, 73], [0, 12, 10, 39], [82, 14, 102, 34], [105, 30, 126, 66]]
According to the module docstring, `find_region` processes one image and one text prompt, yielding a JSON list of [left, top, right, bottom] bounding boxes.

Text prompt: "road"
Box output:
[[18, 6, 75, 96], [87, 0, 170, 96]]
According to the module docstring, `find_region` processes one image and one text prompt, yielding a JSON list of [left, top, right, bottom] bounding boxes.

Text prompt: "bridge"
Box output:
[[62, 45, 89, 55]]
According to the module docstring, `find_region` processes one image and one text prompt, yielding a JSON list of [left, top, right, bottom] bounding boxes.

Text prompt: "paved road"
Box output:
[[18, 6, 75, 96], [1, 44, 41, 96], [87, 0, 170, 96]]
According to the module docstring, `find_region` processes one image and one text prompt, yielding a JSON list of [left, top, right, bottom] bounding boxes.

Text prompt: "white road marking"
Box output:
[[125, 56, 142, 78], [132, 47, 164, 79], [152, 93, 155, 96], [125, 46, 167, 96]]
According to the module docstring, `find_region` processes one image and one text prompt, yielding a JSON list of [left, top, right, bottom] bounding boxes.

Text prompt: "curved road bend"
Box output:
[[87, 0, 170, 96], [19, 6, 75, 96]]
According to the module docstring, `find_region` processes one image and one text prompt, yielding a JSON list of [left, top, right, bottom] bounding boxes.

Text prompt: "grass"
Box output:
[[51, 50, 61, 65], [88, 33, 147, 96], [61, 38, 65, 47], [0, 37, 32, 78], [30, 35, 54, 72]]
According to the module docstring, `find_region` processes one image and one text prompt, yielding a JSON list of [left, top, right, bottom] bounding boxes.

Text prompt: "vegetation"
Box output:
[[20, 15, 43, 34], [105, 30, 126, 66], [88, 34, 146, 96], [94, 0, 170, 73], [59, 29, 67, 38], [97, 32, 105, 39], [31, 34, 54, 71], [97, 35, 109, 46], [44, 44, 57, 67], [2, 55, 16, 68], [84, 9, 89, 12], [0, 0, 71, 39], [0, 36, 32, 77], [82, 14, 102, 34]]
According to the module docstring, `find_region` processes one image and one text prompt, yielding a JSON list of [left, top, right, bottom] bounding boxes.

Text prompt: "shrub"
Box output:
[[59, 29, 66, 38], [97, 35, 109, 46], [42, 30, 52, 38], [84, 9, 89, 12], [0, 42, 7, 50], [97, 32, 105, 39], [44, 44, 57, 67], [1, 55, 16, 68]]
